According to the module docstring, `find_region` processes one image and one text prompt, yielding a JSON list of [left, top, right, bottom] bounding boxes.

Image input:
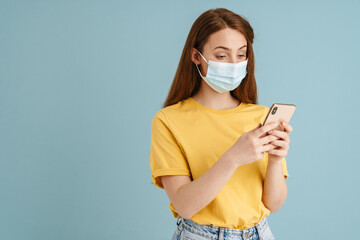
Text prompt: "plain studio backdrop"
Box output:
[[1, 0, 359, 239]]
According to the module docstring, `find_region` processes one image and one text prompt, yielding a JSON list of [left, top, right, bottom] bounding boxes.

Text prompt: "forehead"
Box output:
[[205, 28, 247, 50]]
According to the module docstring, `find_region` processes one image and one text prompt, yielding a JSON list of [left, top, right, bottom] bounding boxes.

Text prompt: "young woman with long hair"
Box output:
[[150, 8, 293, 240]]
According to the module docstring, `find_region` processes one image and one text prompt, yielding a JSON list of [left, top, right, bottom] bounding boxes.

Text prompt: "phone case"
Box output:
[[262, 103, 296, 131]]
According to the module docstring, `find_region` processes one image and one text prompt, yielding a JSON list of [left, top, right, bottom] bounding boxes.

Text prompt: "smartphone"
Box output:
[[262, 103, 296, 131]]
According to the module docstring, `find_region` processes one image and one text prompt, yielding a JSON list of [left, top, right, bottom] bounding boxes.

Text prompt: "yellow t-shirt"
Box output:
[[150, 97, 289, 230]]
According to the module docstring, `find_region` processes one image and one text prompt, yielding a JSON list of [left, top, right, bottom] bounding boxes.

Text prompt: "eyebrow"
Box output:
[[213, 45, 247, 51]]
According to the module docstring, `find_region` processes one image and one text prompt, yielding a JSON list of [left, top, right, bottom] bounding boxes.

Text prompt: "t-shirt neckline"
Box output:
[[187, 97, 245, 114]]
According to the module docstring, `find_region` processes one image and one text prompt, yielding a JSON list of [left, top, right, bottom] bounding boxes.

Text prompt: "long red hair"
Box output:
[[162, 8, 257, 108]]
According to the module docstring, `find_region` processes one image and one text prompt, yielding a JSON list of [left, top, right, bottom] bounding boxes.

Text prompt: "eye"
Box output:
[[238, 55, 245, 58], [216, 55, 226, 60]]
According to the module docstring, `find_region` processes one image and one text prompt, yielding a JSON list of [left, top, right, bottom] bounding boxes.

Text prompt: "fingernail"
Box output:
[[282, 122, 286, 126]]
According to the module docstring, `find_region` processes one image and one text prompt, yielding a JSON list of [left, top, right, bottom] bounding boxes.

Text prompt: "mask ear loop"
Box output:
[[195, 64, 205, 78], [195, 49, 208, 78], [196, 49, 209, 64]]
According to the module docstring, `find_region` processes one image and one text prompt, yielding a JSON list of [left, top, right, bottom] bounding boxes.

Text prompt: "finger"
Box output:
[[253, 123, 264, 137], [268, 149, 287, 156], [270, 140, 289, 149], [252, 123, 262, 136], [268, 130, 289, 142], [281, 121, 293, 134], [254, 122, 278, 138], [260, 143, 276, 153], [259, 134, 279, 145]]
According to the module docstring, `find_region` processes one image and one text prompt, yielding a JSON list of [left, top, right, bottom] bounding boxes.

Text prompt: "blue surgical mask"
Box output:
[[195, 50, 248, 93]]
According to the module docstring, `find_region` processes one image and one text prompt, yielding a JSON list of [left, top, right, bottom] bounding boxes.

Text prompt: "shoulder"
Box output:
[[150, 98, 193, 142], [239, 103, 270, 124], [241, 102, 270, 114], [152, 98, 193, 121]]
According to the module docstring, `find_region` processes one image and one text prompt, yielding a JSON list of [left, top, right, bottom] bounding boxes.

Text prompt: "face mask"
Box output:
[[195, 50, 248, 93]]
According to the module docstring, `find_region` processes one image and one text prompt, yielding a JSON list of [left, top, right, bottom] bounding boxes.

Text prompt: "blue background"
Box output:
[[1, 0, 359, 239]]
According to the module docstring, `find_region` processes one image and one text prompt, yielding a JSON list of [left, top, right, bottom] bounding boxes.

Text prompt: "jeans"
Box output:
[[171, 216, 275, 240]]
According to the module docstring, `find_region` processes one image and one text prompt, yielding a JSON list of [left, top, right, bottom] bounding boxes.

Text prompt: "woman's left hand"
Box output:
[[267, 121, 293, 162]]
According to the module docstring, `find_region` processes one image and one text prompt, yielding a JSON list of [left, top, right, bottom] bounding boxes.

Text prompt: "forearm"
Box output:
[[173, 151, 238, 219], [262, 159, 287, 213]]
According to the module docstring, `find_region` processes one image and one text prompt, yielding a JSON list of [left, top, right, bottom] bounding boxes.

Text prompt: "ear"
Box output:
[[191, 48, 201, 65]]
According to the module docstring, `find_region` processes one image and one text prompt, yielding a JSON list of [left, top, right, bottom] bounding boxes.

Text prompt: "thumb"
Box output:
[[252, 123, 262, 131]]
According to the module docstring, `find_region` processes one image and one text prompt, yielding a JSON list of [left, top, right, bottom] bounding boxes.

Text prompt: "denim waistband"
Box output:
[[177, 217, 269, 240]]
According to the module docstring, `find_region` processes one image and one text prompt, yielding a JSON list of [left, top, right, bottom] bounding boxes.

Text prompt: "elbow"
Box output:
[[262, 190, 288, 214], [263, 202, 280, 213], [268, 206, 281, 214], [171, 197, 195, 219], [176, 207, 195, 219], [262, 197, 285, 214], [172, 189, 198, 219], [180, 212, 194, 220], [172, 201, 197, 219], [263, 199, 285, 213]]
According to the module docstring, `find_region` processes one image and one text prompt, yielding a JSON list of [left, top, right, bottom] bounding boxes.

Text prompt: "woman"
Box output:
[[150, 8, 293, 240]]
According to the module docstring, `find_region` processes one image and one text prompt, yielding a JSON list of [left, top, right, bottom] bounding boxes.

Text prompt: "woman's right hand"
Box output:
[[227, 122, 280, 167]]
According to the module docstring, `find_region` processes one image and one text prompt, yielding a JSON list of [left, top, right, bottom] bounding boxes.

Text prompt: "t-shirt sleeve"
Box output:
[[281, 157, 289, 179], [150, 110, 191, 189]]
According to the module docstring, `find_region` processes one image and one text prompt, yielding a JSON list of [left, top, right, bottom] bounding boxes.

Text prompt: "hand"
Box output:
[[228, 122, 280, 167], [267, 121, 293, 162]]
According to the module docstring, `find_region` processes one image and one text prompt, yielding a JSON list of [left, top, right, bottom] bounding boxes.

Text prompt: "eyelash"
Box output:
[[217, 55, 245, 59]]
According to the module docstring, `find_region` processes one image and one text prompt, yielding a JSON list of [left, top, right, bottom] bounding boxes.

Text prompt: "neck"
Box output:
[[192, 81, 240, 110]]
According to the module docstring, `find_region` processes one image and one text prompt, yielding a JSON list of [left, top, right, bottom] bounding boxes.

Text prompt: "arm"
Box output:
[[161, 150, 237, 219], [262, 159, 287, 213], [161, 123, 279, 219], [262, 121, 293, 213]]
